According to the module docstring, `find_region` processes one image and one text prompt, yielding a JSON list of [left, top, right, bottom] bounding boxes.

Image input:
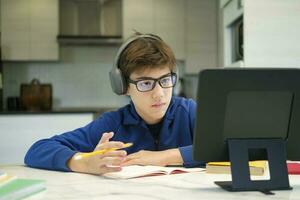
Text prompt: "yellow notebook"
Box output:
[[206, 160, 267, 176]]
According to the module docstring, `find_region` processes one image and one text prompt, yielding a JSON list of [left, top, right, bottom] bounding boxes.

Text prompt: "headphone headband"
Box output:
[[112, 34, 161, 73], [109, 34, 162, 95]]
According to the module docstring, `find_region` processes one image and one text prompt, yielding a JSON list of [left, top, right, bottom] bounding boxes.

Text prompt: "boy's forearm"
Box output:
[[164, 148, 184, 166]]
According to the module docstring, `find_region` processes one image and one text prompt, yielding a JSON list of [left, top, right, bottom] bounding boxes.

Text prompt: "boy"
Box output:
[[25, 33, 201, 175]]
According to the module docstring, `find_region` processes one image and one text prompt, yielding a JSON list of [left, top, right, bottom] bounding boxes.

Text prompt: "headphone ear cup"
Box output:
[[109, 68, 127, 95]]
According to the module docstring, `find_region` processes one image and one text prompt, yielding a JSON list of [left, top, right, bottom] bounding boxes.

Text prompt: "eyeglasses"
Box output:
[[127, 73, 177, 92]]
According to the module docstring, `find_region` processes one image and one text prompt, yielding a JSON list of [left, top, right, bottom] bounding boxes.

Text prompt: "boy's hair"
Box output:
[[118, 32, 176, 85]]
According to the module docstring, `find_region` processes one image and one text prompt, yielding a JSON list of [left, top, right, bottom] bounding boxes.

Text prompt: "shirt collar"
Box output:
[[123, 101, 142, 125]]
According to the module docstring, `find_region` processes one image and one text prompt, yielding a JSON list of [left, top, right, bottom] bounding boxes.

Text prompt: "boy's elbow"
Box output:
[[24, 147, 35, 167], [23, 141, 43, 168]]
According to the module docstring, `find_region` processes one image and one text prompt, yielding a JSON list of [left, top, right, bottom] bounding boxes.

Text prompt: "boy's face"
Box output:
[[127, 66, 173, 125]]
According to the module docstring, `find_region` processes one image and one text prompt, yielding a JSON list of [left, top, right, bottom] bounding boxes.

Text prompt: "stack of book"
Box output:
[[0, 171, 46, 200], [206, 160, 267, 176]]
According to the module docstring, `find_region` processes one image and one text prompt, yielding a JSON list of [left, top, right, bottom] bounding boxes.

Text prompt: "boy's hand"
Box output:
[[68, 132, 127, 175], [122, 148, 183, 167]]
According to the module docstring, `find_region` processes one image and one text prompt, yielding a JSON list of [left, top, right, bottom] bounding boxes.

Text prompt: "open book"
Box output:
[[206, 160, 267, 176], [103, 165, 205, 179]]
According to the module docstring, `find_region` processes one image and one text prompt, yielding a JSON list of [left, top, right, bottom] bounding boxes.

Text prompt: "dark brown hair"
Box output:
[[118, 32, 176, 84]]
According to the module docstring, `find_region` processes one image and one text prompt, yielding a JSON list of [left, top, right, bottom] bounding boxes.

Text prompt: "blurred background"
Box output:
[[1, 0, 300, 111], [1, 0, 300, 164]]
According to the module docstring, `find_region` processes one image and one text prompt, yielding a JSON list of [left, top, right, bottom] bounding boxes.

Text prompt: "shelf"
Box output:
[[57, 35, 123, 45]]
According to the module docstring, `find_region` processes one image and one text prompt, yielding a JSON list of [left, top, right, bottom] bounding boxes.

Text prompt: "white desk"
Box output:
[[1, 165, 300, 200]]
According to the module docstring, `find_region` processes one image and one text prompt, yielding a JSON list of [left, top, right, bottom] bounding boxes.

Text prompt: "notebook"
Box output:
[[206, 160, 266, 176], [103, 165, 205, 179], [0, 178, 46, 200]]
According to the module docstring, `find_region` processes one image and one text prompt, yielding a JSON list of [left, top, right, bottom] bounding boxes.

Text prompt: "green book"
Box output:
[[0, 179, 46, 200]]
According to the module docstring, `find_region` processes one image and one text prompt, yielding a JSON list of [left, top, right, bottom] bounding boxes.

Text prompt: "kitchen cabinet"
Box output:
[[1, 0, 58, 61], [123, 0, 218, 74], [220, 0, 300, 68], [123, 0, 185, 60], [0, 113, 94, 164], [123, 0, 154, 41]]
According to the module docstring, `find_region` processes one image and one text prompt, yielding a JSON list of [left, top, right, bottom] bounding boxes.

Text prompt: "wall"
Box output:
[[3, 46, 191, 109], [2, 0, 220, 107], [3, 45, 130, 108]]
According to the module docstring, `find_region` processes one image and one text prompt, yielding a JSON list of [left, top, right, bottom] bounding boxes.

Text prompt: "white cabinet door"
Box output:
[[123, 0, 185, 60], [1, 0, 59, 61], [123, 0, 218, 73], [1, 0, 30, 60], [30, 0, 59, 60], [123, 0, 154, 40], [0, 114, 93, 164]]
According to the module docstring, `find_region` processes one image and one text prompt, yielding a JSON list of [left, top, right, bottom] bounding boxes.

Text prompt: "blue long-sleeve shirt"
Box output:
[[24, 97, 203, 171]]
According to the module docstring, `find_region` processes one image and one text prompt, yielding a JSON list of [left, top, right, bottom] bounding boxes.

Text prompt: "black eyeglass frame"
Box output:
[[127, 72, 177, 92]]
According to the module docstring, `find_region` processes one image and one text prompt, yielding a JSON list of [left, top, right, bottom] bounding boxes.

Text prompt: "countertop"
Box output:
[[1, 165, 300, 200]]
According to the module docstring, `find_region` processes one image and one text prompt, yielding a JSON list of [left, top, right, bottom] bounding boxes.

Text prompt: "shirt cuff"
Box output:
[[53, 148, 77, 172], [179, 145, 206, 168]]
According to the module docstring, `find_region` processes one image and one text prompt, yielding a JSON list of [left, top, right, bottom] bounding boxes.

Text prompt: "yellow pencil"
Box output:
[[74, 143, 133, 160]]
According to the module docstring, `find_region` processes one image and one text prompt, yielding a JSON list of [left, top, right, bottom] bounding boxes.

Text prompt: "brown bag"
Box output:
[[20, 79, 52, 111]]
